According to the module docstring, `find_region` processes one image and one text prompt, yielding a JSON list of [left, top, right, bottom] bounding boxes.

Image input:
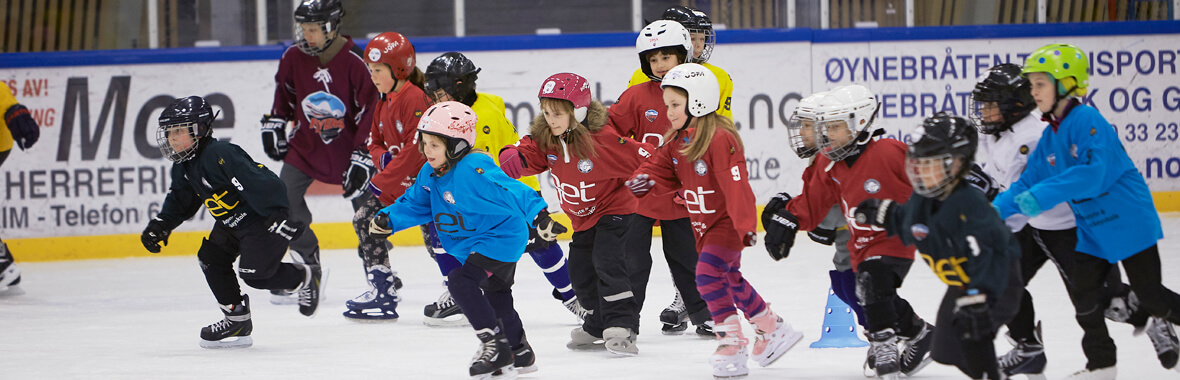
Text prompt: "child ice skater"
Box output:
[[369, 101, 567, 378]]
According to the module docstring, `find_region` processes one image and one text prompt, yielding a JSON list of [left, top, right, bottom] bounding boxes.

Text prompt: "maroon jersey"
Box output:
[[269, 36, 378, 184], [513, 128, 652, 232], [368, 85, 430, 206], [785, 138, 916, 268], [607, 81, 689, 221], [635, 128, 756, 252]]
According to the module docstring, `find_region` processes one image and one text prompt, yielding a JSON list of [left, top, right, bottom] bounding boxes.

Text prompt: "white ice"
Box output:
[[5, 215, 1180, 379]]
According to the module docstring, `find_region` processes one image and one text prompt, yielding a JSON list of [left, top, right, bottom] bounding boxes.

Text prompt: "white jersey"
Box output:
[[976, 111, 1075, 232]]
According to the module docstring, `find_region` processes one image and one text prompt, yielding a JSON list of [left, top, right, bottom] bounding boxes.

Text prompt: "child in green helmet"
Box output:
[[993, 43, 1180, 379]]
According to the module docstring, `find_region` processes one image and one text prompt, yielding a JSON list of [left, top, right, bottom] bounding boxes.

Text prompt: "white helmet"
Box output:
[[636, 20, 694, 81], [661, 63, 719, 117], [787, 91, 832, 159], [815, 84, 880, 161]]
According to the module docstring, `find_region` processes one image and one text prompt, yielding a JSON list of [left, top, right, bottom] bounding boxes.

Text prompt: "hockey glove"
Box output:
[[854, 198, 895, 228], [342, 148, 375, 200], [140, 217, 171, 253], [533, 211, 568, 243], [763, 208, 799, 261], [963, 164, 1000, 201], [1014, 191, 1043, 218], [498, 148, 526, 179], [5, 104, 39, 150], [807, 227, 837, 246], [369, 212, 393, 240], [953, 292, 992, 342], [378, 150, 394, 171], [764, 192, 793, 214], [260, 115, 288, 161], [264, 209, 305, 241], [626, 174, 656, 196]]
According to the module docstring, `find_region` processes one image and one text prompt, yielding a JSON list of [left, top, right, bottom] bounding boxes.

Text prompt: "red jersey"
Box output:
[[785, 138, 916, 268], [635, 128, 756, 252], [607, 81, 689, 221], [367, 85, 430, 206], [270, 37, 377, 184], [513, 128, 652, 232]]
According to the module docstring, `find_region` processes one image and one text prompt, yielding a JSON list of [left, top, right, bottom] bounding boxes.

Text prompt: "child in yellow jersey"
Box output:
[[421, 52, 587, 325], [627, 5, 733, 120], [0, 81, 40, 293]]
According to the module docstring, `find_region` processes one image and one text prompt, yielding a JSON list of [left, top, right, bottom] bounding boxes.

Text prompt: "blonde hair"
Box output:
[[530, 98, 602, 160], [662, 88, 743, 161], [416, 132, 486, 176]]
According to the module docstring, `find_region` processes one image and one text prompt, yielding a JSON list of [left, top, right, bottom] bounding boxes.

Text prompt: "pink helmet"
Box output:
[[538, 73, 591, 122], [417, 101, 478, 158]]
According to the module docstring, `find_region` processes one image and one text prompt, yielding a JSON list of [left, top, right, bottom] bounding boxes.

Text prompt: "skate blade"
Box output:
[[269, 294, 299, 305], [756, 329, 803, 367], [605, 340, 639, 357], [474, 364, 517, 379], [199, 336, 253, 349], [0, 284, 25, 297], [713, 373, 749, 380], [1023, 374, 1047, 380], [493, 364, 534, 377], [661, 322, 689, 336], [902, 356, 933, 376], [566, 341, 606, 351], [342, 309, 400, 322], [424, 314, 471, 327]]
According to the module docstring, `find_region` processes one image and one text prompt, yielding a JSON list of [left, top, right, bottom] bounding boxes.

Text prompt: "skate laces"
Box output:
[[563, 297, 591, 319], [997, 342, 1041, 369], [666, 291, 687, 314], [1147, 319, 1179, 353], [298, 266, 317, 307], [900, 325, 927, 362], [436, 290, 456, 309], [209, 318, 234, 333]]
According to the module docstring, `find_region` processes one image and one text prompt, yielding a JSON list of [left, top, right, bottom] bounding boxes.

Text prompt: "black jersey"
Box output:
[[156, 139, 289, 230], [883, 183, 1020, 296]]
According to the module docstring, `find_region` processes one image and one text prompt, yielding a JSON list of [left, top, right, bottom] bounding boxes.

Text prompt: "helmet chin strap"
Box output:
[[677, 114, 695, 132]]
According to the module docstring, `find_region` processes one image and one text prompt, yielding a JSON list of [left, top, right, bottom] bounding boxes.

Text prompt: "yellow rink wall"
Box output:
[[11, 192, 1180, 262]]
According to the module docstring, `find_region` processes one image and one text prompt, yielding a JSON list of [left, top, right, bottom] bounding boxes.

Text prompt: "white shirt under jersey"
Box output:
[[976, 110, 1076, 232]]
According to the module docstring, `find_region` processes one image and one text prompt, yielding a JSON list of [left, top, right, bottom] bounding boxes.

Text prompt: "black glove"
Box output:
[[342, 148, 374, 200], [141, 217, 171, 253], [5, 104, 39, 150], [953, 292, 992, 341], [533, 211, 568, 242], [369, 212, 393, 240], [264, 209, 304, 241], [763, 208, 799, 261], [260, 115, 288, 161], [854, 198, 896, 228], [807, 227, 837, 246], [764, 192, 793, 214], [963, 164, 1000, 201]]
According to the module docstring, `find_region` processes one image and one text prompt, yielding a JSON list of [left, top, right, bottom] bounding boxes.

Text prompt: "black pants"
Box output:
[[856, 255, 925, 338], [1006, 226, 1128, 368], [625, 215, 709, 326], [280, 164, 367, 257], [448, 253, 525, 349], [931, 257, 1023, 379], [569, 214, 640, 337], [1071, 244, 1180, 369], [198, 222, 306, 306]]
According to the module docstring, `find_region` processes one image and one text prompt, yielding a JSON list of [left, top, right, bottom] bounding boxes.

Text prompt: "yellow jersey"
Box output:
[[471, 92, 541, 190], [0, 82, 17, 152], [627, 62, 733, 119]]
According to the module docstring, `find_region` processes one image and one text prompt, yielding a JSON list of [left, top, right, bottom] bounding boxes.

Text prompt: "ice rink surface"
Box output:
[[5, 215, 1180, 379]]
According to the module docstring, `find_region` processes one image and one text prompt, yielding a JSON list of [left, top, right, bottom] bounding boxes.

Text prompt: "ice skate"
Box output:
[[899, 321, 934, 376], [603, 327, 639, 356], [566, 327, 605, 351], [199, 294, 253, 349], [1145, 317, 1180, 370], [298, 264, 327, 317], [866, 328, 901, 380], [697, 320, 716, 338], [470, 326, 515, 380], [494, 334, 537, 376], [554, 289, 591, 324], [749, 306, 803, 367], [998, 322, 1047, 380], [1062, 366, 1116, 380], [0, 242, 22, 294], [424, 289, 470, 327], [343, 265, 400, 321], [660, 289, 690, 335], [709, 315, 749, 379]]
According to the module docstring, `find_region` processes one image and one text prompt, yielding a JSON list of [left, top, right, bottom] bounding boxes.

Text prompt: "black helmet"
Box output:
[[158, 96, 217, 162], [424, 52, 481, 106], [971, 63, 1037, 135], [906, 112, 978, 198], [662, 5, 715, 63], [294, 0, 344, 56]]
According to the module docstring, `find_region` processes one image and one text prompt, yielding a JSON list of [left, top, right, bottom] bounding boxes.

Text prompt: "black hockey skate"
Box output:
[[0, 242, 22, 293], [471, 327, 515, 380], [900, 321, 935, 376], [298, 264, 328, 317], [494, 334, 537, 376], [424, 290, 469, 327], [660, 290, 689, 335], [200, 294, 253, 349], [697, 320, 716, 338], [998, 322, 1047, 380], [866, 328, 900, 380], [1146, 317, 1180, 370]]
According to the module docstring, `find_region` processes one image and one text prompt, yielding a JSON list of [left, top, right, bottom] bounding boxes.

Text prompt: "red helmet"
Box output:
[[364, 32, 415, 80], [417, 101, 478, 158], [538, 73, 591, 122]]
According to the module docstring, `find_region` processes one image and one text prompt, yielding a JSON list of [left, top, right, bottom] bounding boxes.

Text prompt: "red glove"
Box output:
[[673, 191, 687, 205], [743, 232, 757, 247], [498, 148, 525, 179], [626, 174, 655, 196]]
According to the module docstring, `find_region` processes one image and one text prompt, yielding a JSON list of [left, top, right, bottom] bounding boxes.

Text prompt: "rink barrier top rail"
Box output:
[[2, 20, 1178, 69]]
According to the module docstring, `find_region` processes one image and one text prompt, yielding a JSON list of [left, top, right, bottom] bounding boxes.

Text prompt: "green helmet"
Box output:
[[1022, 43, 1089, 96]]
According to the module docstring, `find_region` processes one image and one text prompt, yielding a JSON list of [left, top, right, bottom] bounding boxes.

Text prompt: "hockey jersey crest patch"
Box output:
[[547, 154, 558, 163], [694, 160, 708, 176], [301, 91, 347, 144], [645, 109, 658, 122], [577, 159, 594, 173], [864, 179, 881, 194], [911, 224, 929, 241], [1047, 153, 1056, 166], [443, 191, 456, 204], [1019, 145, 1029, 155]]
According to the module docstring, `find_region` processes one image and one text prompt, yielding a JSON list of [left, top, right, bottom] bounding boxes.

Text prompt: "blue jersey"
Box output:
[[377, 153, 548, 264], [994, 105, 1162, 262]]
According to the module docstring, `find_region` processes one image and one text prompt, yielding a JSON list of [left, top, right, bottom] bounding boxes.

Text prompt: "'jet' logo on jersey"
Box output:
[[683, 186, 716, 214], [551, 172, 597, 206]]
